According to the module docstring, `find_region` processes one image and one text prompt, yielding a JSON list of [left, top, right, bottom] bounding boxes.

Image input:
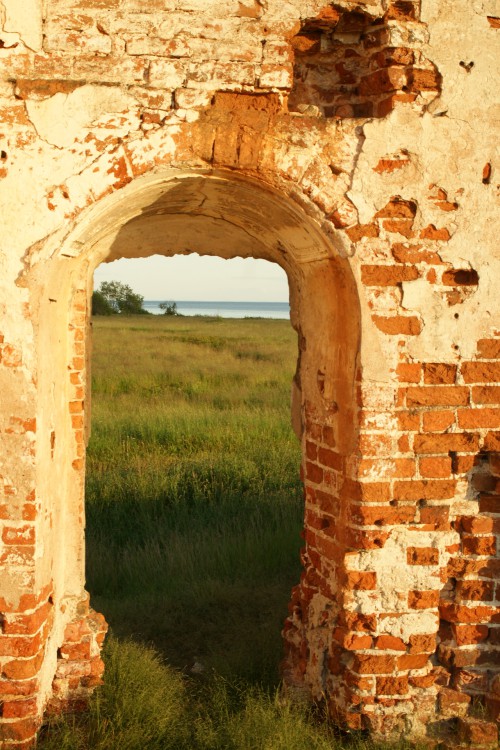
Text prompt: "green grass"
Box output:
[[39, 315, 421, 749]]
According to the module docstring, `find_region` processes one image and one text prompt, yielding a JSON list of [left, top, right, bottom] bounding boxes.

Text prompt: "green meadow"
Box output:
[[39, 315, 421, 750]]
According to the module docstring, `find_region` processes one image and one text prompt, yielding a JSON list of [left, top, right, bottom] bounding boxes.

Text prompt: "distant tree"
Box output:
[[96, 281, 150, 315], [92, 290, 115, 315], [159, 301, 179, 316]]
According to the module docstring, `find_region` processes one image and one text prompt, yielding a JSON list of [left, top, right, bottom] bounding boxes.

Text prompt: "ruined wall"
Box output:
[[0, 0, 499, 747]]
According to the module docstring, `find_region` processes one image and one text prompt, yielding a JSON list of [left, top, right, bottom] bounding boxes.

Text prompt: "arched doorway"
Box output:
[[29, 167, 360, 733]]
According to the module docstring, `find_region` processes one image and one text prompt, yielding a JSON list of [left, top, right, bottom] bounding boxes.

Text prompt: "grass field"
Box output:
[[39, 315, 420, 750]]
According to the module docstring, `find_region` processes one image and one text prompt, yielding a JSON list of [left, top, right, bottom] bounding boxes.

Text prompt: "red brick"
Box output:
[[453, 624, 489, 646], [317, 447, 343, 470], [404, 386, 469, 406], [419, 457, 452, 478], [414, 433, 479, 454], [422, 410, 455, 431], [396, 363, 421, 383], [382, 218, 414, 237], [462, 536, 496, 556], [458, 716, 498, 747], [0, 678, 38, 697], [1, 697, 38, 719], [397, 411, 420, 430], [407, 546, 439, 565], [375, 635, 406, 651], [408, 590, 440, 609], [472, 386, 500, 404], [484, 431, 500, 451], [373, 156, 411, 173], [334, 628, 373, 650], [462, 361, 500, 383], [423, 363, 457, 384], [306, 440, 317, 460], [419, 224, 450, 241], [419, 505, 450, 529], [345, 223, 379, 241], [391, 242, 444, 265], [352, 653, 396, 674], [439, 601, 499, 624], [346, 571, 377, 590], [350, 505, 415, 526], [409, 67, 441, 90], [409, 633, 436, 653], [477, 339, 500, 358], [361, 265, 419, 286], [343, 612, 378, 633], [459, 516, 494, 534], [372, 315, 422, 335], [394, 479, 455, 501], [397, 653, 429, 669], [376, 675, 408, 695], [457, 407, 500, 428], [375, 196, 417, 218], [0, 717, 39, 742], [394, 458, 416, 478], [2, 651, 44, 680], [305, 461, 323, 484], [345, 528, 390, 550]]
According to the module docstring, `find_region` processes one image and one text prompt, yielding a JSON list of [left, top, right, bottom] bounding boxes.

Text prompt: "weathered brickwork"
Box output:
[[0, 0, 499, 746]]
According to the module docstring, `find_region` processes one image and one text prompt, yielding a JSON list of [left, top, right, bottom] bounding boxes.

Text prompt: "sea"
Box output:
[[143, 300, 290, 319]]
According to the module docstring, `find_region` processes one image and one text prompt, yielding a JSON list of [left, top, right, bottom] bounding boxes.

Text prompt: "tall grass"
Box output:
[[39, 316, 423, 749]]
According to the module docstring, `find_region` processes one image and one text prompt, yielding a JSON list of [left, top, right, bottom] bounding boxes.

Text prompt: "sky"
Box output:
[[93, 254, 289, 302]]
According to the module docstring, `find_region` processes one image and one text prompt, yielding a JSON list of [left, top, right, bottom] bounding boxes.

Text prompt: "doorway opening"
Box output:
[[87, 253, 302, 687]]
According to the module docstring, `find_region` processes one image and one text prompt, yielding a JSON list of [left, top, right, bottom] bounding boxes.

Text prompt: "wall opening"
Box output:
[[86, 254, 302, 686], [31, 169, 360, 735]]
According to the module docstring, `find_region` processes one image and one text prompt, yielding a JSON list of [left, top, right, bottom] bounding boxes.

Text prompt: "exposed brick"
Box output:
[[375, 196, 417, 218], [376, 675, 408, 695], [391, 243, 444, 264], [419, 456, 452, 478], [419, 224, 450, 240], [419, 505, 450, 529], [346, 224, 379, 241], [459, 516, 494, 534], [422, 410, 455, 432], [361, 265, 419, 286], [375, 635, 406, 651], [477, 339, 500, 358], [408, 589, 440, 609], [372, 315, 422, 335], [396, 362, 421, 383], [414, 433, 479, 454], [404, 386, 468, 406], [352, 653, 396, 674], [397, 653, 429, 669], [472, 386, 500, 404], [442, 268, 479, 286], [462, 536, 496, 556], [457, 407, 500, 428], [409, 634, 436, 654], [346, 571, 377, 590], [423, 363, 457, 384], [407, 546, 439, 565], [457, 716, 498, 747], [462, 361, 500, 384], [394, 479, 455, 501], [453, 624, 489, 646]]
